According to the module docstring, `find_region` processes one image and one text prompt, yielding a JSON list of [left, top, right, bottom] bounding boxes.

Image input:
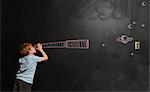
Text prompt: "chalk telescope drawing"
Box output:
[[40, 39, 89, 49]]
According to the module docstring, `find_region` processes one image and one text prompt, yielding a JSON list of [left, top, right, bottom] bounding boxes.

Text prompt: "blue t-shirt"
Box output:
[[16, 54, 42, 84]]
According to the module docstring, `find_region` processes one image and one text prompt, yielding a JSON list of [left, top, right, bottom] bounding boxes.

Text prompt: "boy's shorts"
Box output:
[[13, 79, 32, 92]]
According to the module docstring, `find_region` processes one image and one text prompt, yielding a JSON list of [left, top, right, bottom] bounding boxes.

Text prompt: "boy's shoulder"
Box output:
[[19, 54, 41, 62], [20, 54, 37, 59]]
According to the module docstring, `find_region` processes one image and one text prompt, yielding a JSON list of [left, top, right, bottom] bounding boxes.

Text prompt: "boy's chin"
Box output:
[[33, 51, 37, 54]]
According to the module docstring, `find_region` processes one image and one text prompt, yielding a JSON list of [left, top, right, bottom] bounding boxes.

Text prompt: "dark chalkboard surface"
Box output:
[[1, 0, 149, 91]]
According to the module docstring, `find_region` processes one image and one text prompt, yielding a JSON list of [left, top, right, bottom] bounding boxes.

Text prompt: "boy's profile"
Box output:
[[13, 43, 48, 92]]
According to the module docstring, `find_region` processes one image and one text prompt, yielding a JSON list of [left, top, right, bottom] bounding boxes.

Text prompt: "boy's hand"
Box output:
[[35, 43, 48, 61], [35, 43, 43, 51]]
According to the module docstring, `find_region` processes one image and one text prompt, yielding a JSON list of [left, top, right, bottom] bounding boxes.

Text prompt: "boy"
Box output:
[[13, 43, 48, 92]]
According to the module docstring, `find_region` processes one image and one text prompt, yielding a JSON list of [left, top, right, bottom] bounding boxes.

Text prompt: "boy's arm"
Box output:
[[39, 49, 48, 62], [36, 43, 48, 62]]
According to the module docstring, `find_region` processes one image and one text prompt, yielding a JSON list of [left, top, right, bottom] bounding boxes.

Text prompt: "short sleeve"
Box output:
[[33, 55, 42, 62]]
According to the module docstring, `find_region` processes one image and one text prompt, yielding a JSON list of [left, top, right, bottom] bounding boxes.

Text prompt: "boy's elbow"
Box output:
[[44, 56, 48, 61], [45, 57, 48, 61], [41, 57, 48, 62]]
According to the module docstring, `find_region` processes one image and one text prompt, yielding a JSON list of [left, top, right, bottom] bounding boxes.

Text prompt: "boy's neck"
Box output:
[[29, 53, 34, 55]]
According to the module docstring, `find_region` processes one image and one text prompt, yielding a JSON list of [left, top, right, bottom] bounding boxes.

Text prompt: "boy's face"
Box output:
[[28, 46, 36, 54]]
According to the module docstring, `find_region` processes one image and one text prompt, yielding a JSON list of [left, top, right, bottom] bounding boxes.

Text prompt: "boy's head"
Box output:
[[20, 43, 36, 55]]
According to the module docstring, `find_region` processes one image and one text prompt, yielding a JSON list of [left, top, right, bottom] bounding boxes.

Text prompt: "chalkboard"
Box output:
[[1, 0, 149, 91]]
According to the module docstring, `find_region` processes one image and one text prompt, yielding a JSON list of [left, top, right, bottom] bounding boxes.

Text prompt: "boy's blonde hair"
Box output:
[[20, 43, 33, 55]]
